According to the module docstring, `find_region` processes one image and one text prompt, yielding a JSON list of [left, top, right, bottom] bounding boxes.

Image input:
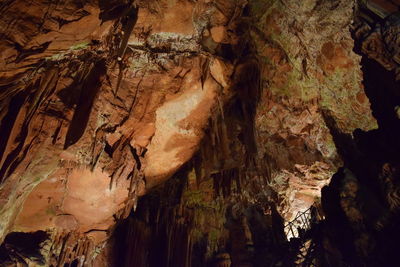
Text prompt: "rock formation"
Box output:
[[0, 0, 398, 266]]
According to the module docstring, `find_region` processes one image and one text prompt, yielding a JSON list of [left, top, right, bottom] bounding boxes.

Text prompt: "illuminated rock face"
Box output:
[[0, 0, 380, 265], [252, 0, 376, 221]]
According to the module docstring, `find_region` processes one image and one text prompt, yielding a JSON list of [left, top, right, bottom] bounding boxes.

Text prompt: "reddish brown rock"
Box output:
[[0, 0, 385, 265]]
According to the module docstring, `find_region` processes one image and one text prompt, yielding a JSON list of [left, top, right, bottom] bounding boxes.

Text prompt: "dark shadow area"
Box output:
[[0, 230, 49, 266], [314, 31, 400, 265]]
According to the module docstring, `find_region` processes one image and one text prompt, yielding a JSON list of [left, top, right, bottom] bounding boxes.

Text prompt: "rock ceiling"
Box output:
[[1, 0, 396, 265]]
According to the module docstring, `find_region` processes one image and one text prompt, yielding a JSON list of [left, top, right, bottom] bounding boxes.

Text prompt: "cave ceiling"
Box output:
[[0, 0, 398, 266]]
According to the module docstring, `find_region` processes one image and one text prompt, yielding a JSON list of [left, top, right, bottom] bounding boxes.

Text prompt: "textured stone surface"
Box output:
[[251, 0, 376, 221], [0, 0, 384, 265]]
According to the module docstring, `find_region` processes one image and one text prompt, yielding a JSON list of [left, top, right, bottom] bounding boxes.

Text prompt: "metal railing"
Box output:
[[284, 208, 314, 240]]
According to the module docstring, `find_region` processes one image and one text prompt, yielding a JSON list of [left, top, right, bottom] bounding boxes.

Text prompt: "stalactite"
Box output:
[[217, 97, 230, 163], [200, 134, 212, 181], [213, 172, 221, 197], [128, 166, 139, 197], [222, 170, 232, 198], [120, 218, 151, 267], [199, 56, 210, 90], [110, 167, 202, 267], [193, 154, 202, 187], [48, 232, 94, 267], [90, 128, 106, 171]]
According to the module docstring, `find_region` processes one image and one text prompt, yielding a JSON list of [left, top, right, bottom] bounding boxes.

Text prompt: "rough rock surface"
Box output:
[[0, 0, 379, 265], [252, 0, 376, 220]]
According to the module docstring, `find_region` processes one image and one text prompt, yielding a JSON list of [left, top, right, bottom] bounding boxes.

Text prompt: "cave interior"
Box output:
[[0, 0, 400, 266]]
